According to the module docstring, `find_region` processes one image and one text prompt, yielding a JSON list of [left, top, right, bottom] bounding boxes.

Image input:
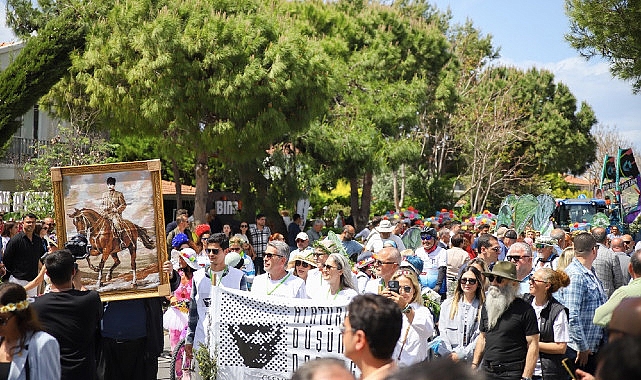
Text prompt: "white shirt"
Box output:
[[309, 284, 358, 304], [251, 272, 307, 298], [415, 246, 447, 289], [365, 233, 406, 253], [393, 303, 435, 367], [531, 299, 569, 377]]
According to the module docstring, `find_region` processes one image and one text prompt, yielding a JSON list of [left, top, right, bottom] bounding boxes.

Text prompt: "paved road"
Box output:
[[157, 332, 172, 380]]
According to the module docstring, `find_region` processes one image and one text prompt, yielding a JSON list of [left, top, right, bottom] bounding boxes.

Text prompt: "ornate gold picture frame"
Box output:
[[51, 160, 170, 301]]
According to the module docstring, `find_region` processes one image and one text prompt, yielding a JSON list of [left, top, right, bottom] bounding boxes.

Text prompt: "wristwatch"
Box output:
[[521, 377, 532, 380]]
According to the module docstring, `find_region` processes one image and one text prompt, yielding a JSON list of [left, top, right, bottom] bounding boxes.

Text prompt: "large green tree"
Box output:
[[69, 0, 334, 223], [295, 0, 453, 229], [565, 0, 641, 93], [0, 5, 87, 148], [452, 66, 597, 212]]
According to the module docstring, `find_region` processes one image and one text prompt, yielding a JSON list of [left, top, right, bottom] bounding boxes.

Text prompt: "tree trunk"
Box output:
[[350, 172, 373, 231], [172, 158, 182, 210], [193, 151, 209, 225], [393, 170, 399, 213]]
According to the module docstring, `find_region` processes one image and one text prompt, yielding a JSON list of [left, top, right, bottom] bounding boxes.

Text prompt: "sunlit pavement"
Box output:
[[157, 332, 172, 380]]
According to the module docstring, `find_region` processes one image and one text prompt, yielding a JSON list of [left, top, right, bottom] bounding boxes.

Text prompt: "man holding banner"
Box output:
[[252, 240, 307, 298], [186, 233, 247, 377]]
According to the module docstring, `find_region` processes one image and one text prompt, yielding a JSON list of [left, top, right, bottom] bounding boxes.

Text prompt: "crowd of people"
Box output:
[[166, 210, 641, 380], [1, 207, 641, 380]]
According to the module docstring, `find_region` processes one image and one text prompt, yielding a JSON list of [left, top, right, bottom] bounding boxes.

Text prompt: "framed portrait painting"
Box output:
[[51, 159, 170, 301]]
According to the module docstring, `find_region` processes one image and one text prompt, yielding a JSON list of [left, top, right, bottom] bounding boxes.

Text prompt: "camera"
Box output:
[[387, 280, 400, 294], [64, 234, 91, 260]]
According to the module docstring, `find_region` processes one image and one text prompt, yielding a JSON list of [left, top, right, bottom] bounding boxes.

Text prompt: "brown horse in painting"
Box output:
[[68, 207, 155, 287]]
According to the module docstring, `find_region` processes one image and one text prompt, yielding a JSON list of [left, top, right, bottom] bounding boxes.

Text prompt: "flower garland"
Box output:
[[0, 299, 30, 313]]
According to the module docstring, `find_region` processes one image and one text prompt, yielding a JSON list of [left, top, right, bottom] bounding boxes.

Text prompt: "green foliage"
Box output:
[[566, 0, 641, 93], [194, 344, 216, 380], [0, 5, 88, 147]]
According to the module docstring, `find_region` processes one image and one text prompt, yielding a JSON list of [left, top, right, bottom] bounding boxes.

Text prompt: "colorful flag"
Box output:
[[618, 148, 640, 178]]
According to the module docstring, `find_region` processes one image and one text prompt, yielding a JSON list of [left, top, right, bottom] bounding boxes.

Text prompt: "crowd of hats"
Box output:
[[381, 207, 497, 230]]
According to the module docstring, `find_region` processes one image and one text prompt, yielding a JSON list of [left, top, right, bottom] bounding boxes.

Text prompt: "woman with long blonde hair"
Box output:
[[383, 269, 435, 367]]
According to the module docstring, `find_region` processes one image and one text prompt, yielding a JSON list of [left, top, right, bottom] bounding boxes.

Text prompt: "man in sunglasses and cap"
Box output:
[[472, 261, 539, 380], [415, 227, 447, 299], [533, 236, 559, 270]]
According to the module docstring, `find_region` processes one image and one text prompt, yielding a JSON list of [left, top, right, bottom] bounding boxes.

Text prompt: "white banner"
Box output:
[[206, 287, 357, 379]]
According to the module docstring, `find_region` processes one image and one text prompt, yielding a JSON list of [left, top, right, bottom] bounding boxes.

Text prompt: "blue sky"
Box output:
[[431, 0, 641, 145], [1, 1, 639, 144]]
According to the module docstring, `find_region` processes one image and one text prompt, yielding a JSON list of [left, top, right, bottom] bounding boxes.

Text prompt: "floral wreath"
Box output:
[[0, 299, 30, 313], [312, 239, 335, 256]]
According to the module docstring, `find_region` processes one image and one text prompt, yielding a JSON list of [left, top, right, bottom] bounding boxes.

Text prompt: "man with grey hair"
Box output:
[[610, 237, 631, 284], [506, 242, 534, 295], [591, 227, 624, 298], [306, 219, 325, 245], [251, 240, 307, 298], [550, 228, 569, 250], [557, 232, 607, 374], [472, 261, 539, 380]]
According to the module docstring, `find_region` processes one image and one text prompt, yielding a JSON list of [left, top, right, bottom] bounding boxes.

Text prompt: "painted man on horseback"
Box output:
[[101, 177, 128, 248]]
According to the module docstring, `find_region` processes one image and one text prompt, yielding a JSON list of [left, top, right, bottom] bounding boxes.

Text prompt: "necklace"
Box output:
[[327, 287, 343, 301], [208, 266, 229, 286], [267, 272, 292, 295]]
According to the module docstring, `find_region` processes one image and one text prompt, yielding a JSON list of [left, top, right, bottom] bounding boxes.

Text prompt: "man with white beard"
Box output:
[[472, 261, 539, 380]]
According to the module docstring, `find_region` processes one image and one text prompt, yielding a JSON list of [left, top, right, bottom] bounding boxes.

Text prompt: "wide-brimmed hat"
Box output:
[[483, 261, 518, 282], [495, 226, 508, 239], [178, 248, 200, 270], [376, 220, 394, 233], [535, 236, 558, 246], [288, 253, 317, 269]]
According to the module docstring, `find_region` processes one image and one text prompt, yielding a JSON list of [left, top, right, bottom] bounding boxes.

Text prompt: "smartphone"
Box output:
[[387, 280, 400, 294], [561, 357, 578, 380]]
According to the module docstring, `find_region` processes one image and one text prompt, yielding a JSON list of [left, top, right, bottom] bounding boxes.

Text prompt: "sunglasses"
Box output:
[[534, 243, 550, 249], [322, 264, 337, 270], [486, 275, 504, 284], [295, 260, 311, 268], [206, 248, 221, 255], [313, 253, 328, 258], [374, 259, 397, 266], [398, 285, 413, 293], [228, 247, 241, 252], [240, 225, 248, 228], [623, 241, 632, 245], [488, 246, 501, 252], [529, 278, 548, 284], [507, 255, 530, 262], [264, 253, 283, 260], [460, 278, 478, 285], [0, 315, 14, 326], [201, 236, 210, 241], [420, 234, 434, 241]]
